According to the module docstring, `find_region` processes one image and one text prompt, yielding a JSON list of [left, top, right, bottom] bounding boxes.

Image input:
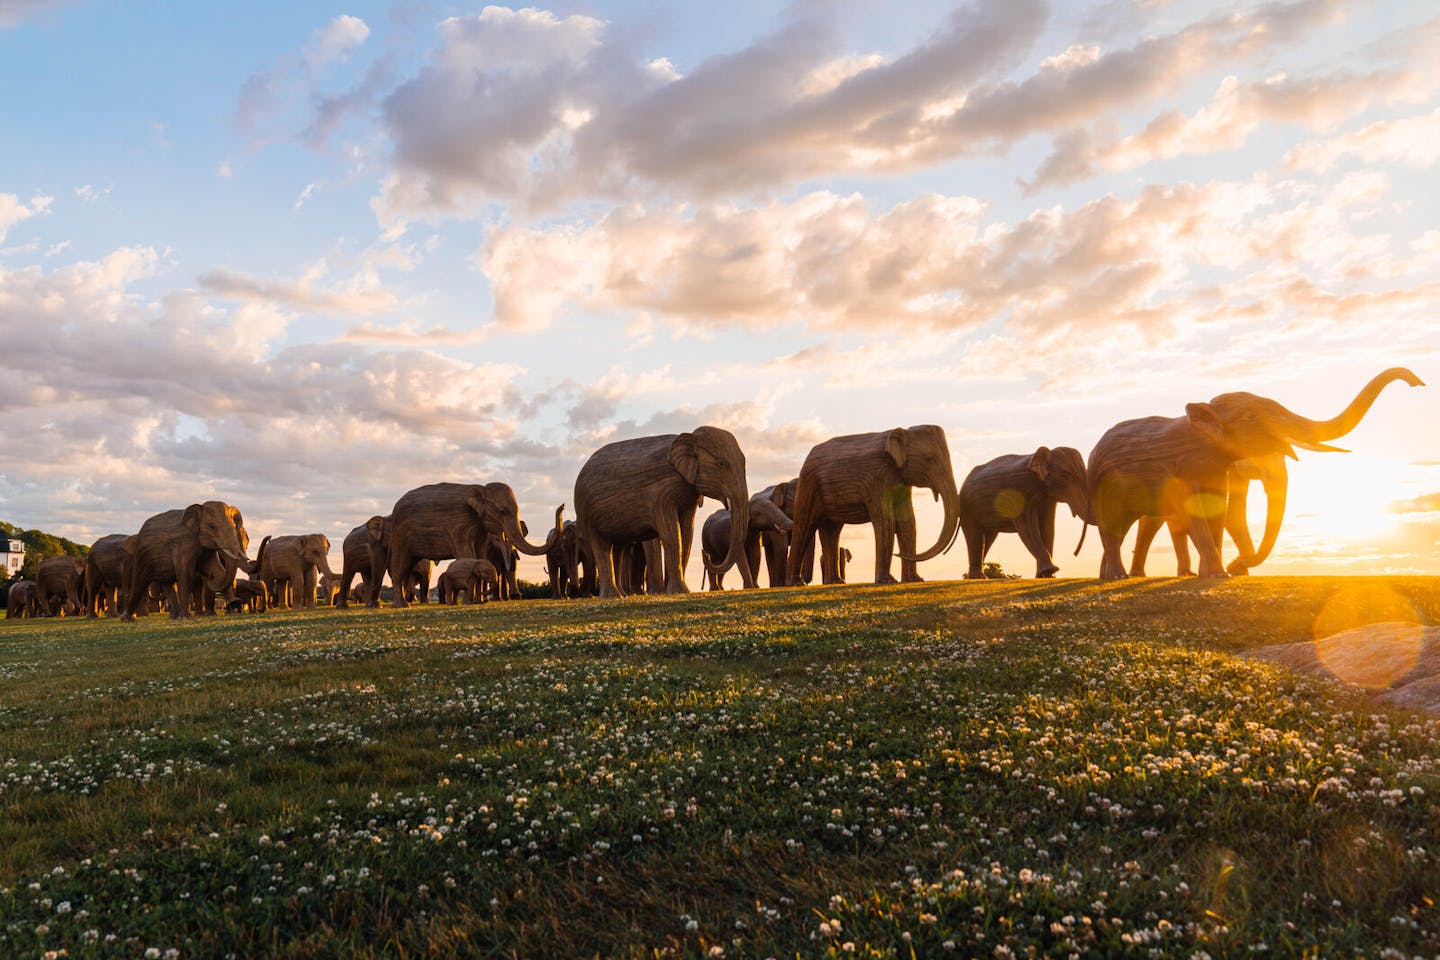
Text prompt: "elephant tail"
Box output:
[[1073, 522, 1089, 557]]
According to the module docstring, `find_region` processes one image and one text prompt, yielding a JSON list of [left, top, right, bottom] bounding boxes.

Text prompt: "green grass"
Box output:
[[2, 578, 1439, 958]]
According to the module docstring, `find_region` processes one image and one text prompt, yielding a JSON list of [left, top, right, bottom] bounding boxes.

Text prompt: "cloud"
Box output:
[[197, 260, 398, 316], [236, 13, 373, 136], [304, 13, 369, 71], [1026, 64, 1434, 191], [373, 0, 1346, 223], [0, 193, 52, 242], [1284, 106, 1440, 172], [0, 0, 70, 29]]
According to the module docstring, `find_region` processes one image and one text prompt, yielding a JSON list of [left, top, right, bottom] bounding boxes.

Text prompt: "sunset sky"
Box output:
[[1, 0, 1436, 583]]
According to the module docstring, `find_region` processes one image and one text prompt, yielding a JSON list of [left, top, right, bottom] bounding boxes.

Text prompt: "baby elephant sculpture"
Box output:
[[959, 446, 1091, 579], [438, 558, 499, 604], [701, 488, 796, 590], [6, 580, 39, 618]]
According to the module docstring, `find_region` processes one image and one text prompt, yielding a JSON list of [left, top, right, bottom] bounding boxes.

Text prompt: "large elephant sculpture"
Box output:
[[261, 533, 336, 610], [575, 426, 754, 598], [545, 520, 596, 598], [36, 554, 86, 616], [120, 501, 250, 621], [702, 488, 795, 590], [785, 425, 960, 586], [6, 580, 39, 618], [85, 534, 134, 618], [1089, 367, 1423, 580], [385, 483, 560, 608], [438, 558, 499, 604], [959, 446, 1091, 579]]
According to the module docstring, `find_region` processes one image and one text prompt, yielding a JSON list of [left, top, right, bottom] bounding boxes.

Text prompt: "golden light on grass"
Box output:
[[1312, 584, 1422, 689]]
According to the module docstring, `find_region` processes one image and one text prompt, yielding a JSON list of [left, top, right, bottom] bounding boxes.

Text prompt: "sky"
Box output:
[[1, 0, 1437, 585]]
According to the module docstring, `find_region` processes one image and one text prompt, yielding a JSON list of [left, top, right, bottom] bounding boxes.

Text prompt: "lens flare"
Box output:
[[994, 489, 1025, 520], [1312, 585, 1422, 689]]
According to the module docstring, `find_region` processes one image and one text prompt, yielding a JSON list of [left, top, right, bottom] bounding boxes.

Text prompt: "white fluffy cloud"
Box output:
[[1284, 106, 1440, 172], [0, 193, 51, 242]]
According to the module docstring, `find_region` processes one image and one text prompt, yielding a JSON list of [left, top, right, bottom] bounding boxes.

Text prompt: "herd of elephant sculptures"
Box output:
[[4, 367, 1424, 622]]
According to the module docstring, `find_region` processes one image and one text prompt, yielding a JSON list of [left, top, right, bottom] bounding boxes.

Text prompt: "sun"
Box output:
[[1278, 454, 1405, 545]]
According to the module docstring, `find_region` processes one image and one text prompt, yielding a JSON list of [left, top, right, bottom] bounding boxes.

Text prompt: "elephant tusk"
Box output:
[[1292, 439, 1349, 454]]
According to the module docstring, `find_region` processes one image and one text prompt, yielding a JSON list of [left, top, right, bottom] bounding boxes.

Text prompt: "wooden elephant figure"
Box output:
[[483, 531, 521, 600], [228, 578, 270, 613], [6, 580, 40, 618], [36, 555, 86, 616], [545, 520, 595, 598], [120, 501, 251, 622], [385, 483, 560, 609], [575, 426, 754, 598], [785, 425, 960, 587], [261, 533, 336, 610], [702, 487, 795, 590], [1089, 368, 1422, 580], [959, 446, 1092, 579], [85, 534, 134, 618], [754, 479, 809, 587], [439, 558, 500, 604]]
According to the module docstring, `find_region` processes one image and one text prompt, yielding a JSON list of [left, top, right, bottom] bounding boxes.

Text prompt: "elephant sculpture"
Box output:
[[545, 520, 596, 598], [337, 516, 416, 609], [120, 501, 250, 621], [752, 479, 808, 587], [36, 555, 86, 616], [85, 534, 134, 618], [385, 483, 560, 608], [6, 580, 39, 618], [229, 578, 269, 613], [438, 558, 500, 604], [959, 446, 1092, 579], [576, 427, 753, 597], [483, 532, 521, 600], [261, 533, 336, 610], [785, 425, 960, 586], [1089, 367, 1423, 580], [702, 488, 795, 590]]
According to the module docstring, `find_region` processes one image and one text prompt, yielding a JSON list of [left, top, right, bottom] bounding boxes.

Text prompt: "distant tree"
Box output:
[[516, 579, 551, 600], [982, 561, 1021, 580], [0, 521, 89, 582]]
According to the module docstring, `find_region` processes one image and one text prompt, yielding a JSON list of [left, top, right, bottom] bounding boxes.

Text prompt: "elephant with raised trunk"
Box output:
[[702, 487, 795, 590], [959, 446, 1092, 579], [1089, 367, 1423, 580], [438, 558, 500, 604], [575, 426, 754, 598], [6, 580, 39, 619], [785, 425, 960, 586], [545, 520, 595, 599], [36, 555, 86, 616], [385, 483, 560, 608], [120, 501, 250, 621], [261, 533, 336, 610]]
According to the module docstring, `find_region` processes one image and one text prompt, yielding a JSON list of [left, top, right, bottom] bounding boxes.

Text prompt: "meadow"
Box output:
[[2, 578, 1439, 959]]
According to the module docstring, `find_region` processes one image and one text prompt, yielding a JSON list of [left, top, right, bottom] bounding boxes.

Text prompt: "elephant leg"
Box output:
[[962, 520, 986, 579], [785, 486, 823, 587], [658, 521, 688, 594], [1169, 521, 1194, 576], [1098, 521, 1131, 581], [818, 523, 843, 585], [1187, 507, 1226, 578], [1015, 508, 1058, 579], [302, 567, 318, 609], [745, 534, 763, 591], [592, 532, 622, 599], [387, 540, 413, 608], [167, 579, 187, 619], [799, 532, 816, 585], [894, 496, 922, 583], [872, 511, 898, 585], [1129, 516, 1162, 577]]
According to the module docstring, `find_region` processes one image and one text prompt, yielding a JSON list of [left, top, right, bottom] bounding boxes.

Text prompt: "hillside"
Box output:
[[1, 578, 1438, 957]]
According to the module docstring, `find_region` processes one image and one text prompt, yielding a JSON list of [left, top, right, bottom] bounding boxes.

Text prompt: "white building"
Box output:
[[1, 539, 25, 575]]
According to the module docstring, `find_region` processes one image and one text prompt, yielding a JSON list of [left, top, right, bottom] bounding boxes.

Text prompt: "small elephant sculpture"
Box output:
[[546, 520, 595, 598], [261, 533, 336, 610], [701, 487, 795, 590], [959, 446, 1092, 579], [786, 425, 960, 586], [438, 558, 500, 604], [85, 534, 133, 618], [35, 555, 86, 617], [6, 580, 40, 618]]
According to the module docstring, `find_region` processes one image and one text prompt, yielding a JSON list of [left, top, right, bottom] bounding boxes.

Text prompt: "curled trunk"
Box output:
[[899, 485, 961, 563], [508, 505, 564, 557], [1280, 367, 1423, 443], [1225, 456, 1288, 576]]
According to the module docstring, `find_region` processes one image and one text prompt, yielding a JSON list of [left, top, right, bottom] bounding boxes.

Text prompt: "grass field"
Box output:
[[3, 577, 1439, 958]]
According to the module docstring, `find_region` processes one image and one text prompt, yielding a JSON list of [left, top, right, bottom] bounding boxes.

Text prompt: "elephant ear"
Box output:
[[1029, 446, 1051, 481], [182, 504, 203, 532], [886, 428, 907, 469], [122, 535, 138, 558], [366, 516, 386, 542], [769, 481, 790, 508], [465, 488, 489, 519], [669, 432, 700, 486], [1186, 402, 1227, 446]]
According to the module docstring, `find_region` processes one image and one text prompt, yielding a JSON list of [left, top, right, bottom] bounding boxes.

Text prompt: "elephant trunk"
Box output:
[[245, 536, 270, 577], [1226, 456, 1288, 576], [721, 494, 756, 588], [1279, 367, 1423, 444], [900, 481, 961, 564], [509, 505, 565, 556]]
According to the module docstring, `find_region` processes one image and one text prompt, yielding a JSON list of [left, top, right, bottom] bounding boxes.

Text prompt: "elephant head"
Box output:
[[465, 485, 562, 557], [891, 425, 961, 563], [188, 501, 250, 569], [1030, 445, 1092, 553], [672, 426, 752, 583], [1197, 367, 1423, 574]]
